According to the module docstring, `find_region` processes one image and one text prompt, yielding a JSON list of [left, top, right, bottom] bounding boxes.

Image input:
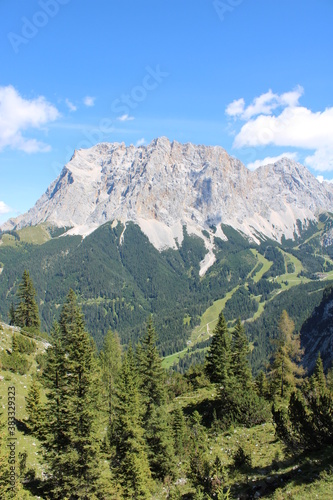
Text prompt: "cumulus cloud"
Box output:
[[65, 98, 77, 112], [226, 86, 333, 171], [317, 175, 333, 184], [117, 114, 134, 122], [0, 201, 11, 214], [225, 98, 245, 117], [136, 138, 145, 147], [0, 85, 59, 153], [226, 86, 303, 121], [247, 152, 298, 171], [305, 147, 333, 172], [83, 96, 95, 107]]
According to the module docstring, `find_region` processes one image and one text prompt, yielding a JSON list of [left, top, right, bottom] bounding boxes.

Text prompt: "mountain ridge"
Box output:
[[3, 137, 333, 274]]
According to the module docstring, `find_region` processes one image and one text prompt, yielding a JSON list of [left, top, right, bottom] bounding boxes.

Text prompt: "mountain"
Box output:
[[2, 138, 333, 371], [301, 285, 333, 372], [3, 137, 333, 275]]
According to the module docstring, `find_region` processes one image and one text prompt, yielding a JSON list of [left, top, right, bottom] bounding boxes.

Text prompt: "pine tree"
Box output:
[[111, 345, 153, 498], [310, 352, 326, 395], [268, 310, 304, 399], [99, 330, 122, 429], [188, 411, 210, 493], [137, 317, 176, 480], [232, 318, 252, 389], [138, 316, 165, 419], [14, 270, 40, 331], [11, 334, 19, 354], [41, 290, 105, 499], [8, 302, 16, 326], [255, 370, 268, 399], [327, 366, 333, 393], [25, 377, 44, 436], [205, 312, 232, 386], [172, 405, 186, 456]]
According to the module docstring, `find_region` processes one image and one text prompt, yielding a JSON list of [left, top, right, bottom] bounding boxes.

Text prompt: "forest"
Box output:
[[0, 270, 333, 499]]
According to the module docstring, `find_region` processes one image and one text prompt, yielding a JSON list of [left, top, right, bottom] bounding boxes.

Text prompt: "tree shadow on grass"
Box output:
[[15, 417, 30, 434], [230, 446, 333, 499]]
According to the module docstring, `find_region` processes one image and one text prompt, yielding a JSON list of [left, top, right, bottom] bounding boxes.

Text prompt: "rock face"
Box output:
[[3, 137, 333, 273], [300, 286, 333, 372]]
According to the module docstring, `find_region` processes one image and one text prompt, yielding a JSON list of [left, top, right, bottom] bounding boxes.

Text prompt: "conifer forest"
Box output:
[[0, 270, 332, 499]]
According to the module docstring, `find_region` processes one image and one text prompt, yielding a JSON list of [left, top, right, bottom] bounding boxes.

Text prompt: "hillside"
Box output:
[[1, 320, 333, 499], [1, 214, 333, 373]]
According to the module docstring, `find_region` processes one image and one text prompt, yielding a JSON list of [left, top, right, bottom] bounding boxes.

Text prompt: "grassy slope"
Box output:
[[1, 323, 332, 499], [163, 247, 311, 369], [0, 225, 51, 247], [0, 324, 50, 496], [170, 386, 333, 499]]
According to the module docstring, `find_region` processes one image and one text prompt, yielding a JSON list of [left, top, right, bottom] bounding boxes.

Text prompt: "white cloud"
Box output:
[[0, 85, 59, 153], [0, 201, 11, 214], [136, 138, 145, 147], [226, 86, 303, 120], [305, 146, 333, 172], [225, 98, 245, 117], [247, 152, 298, 171], [65, 99, 77, 112], [117, 114, 134, 122], [83, 96, 95, 107], [227, 86, 333, 171]]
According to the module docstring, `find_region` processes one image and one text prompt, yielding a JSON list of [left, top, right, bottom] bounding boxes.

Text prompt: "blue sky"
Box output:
[[1, 0, 333, 223]]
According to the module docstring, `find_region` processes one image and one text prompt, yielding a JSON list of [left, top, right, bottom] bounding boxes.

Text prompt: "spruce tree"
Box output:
[[111, 345, 153, 498], [42, 290, 105, 499], [99, 329, 122, 429], [268, 310, 304, 399], [138, 316, 165, 419], [205, 312, 231, 386], [8, 302, 16, 326], [137, 317, 176, 480], [255, 370, 268, 399], [25, 377, 44, 436], [14, 270, 40, 331], [310, 352, 326, 394], [232, 318, 252, 389], [172, 405, 186, 456], [11, 334, 19, 354]]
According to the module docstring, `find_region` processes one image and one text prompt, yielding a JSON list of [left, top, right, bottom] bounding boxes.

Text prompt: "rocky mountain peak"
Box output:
[[2, 138, 333, 274]]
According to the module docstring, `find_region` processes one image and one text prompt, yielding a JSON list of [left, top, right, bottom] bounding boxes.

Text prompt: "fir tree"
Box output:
[[111, 345, 153, 498], [268, 310, 304, 399], [205, 312, 231, 386], [232, 318, 252, 389], [137, 317, 176, 480], [327, 366, 333, 393], [99, 329, 122, 429], [310, 352, 326, 395], [138, 316, 166, 419], [25, 377, 44, 436], [172, 405, 186, 456], [255, 370, 268, 399], [188, 411, 210, 493], [42, 290, 105, 499], [14, 270, 40, 331], [11, 334, 19, 354], [8, 302, 16, 326]]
